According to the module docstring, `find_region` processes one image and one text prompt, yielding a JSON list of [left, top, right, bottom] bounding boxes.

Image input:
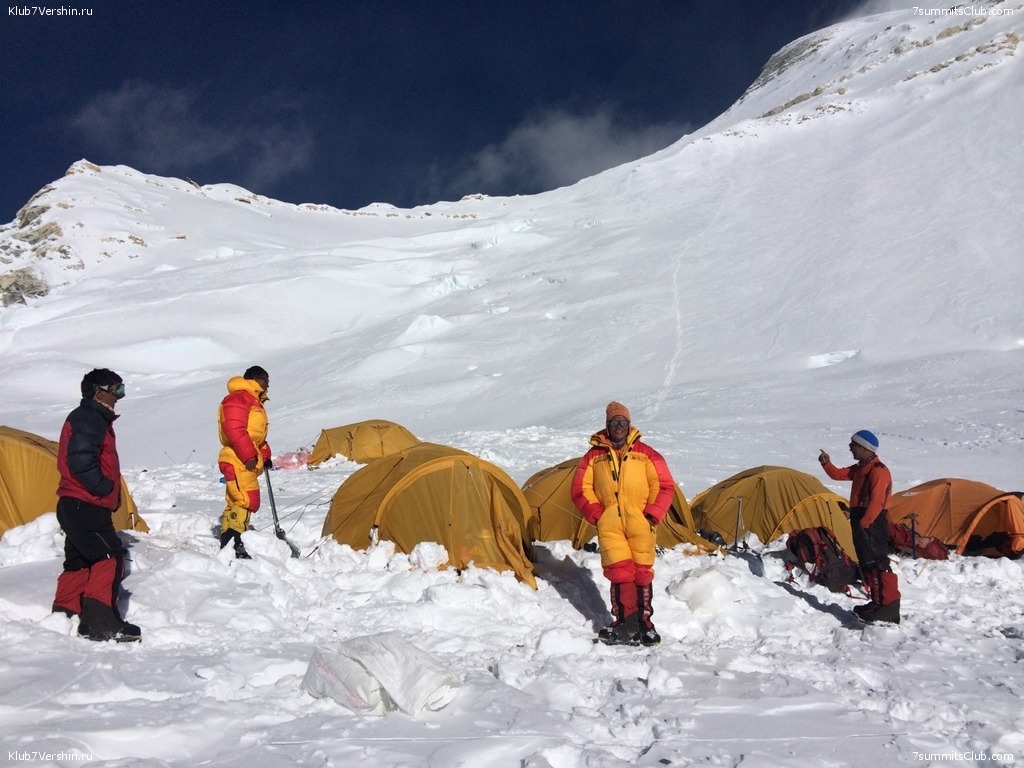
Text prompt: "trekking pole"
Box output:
[[264, 469, 300, 558], [908, 513, 918, 559], [729, 496, 744, 552]]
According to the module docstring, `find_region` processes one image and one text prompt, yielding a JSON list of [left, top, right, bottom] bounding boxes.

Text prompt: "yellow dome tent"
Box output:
[[0, 425, 147, 539], [520, 458, 722, 554], [690, 465, 854, 559], [307, 419, 420, 467], [322, 443, 536, 587], [890, 478, 1024, 558]]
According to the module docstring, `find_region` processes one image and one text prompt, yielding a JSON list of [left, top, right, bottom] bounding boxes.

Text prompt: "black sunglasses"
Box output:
[[608, 418, 630, 428]]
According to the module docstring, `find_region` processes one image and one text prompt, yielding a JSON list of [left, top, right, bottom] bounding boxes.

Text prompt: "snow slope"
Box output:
[[0, 3, 1022, 766]]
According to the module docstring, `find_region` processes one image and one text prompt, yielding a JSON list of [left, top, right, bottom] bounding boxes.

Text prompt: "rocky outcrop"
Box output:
[[0, 266, 48, 305]]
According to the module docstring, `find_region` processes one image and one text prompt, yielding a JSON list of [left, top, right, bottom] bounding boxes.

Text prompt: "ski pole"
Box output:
[[908, 513, 918, 559]]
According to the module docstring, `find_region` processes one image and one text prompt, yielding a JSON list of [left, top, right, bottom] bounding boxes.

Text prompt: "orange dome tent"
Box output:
[[890, 478, 1024, 558], [0, 425, 147, 539], [307, 419, 420, 467], [690, 465, 855, 559], [322, 443, 536, 587]]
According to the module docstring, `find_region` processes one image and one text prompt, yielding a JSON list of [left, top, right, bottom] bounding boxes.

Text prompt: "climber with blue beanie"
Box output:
[[818, 430, 901, 625]]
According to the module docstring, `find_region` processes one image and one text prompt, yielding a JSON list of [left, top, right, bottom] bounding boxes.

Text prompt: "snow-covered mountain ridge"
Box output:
[[737, 5, 1019, 118], [2, 4, 1020, 282]]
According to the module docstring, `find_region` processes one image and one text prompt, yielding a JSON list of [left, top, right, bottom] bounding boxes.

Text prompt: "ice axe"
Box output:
[[729, 496, 745, 552], [264, 468, 300, 558], [728, 495, 765, 577]]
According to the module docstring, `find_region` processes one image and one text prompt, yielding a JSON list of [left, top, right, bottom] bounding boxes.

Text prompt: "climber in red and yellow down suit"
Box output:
[[571, 401, 675, 646], [217, 366, 272, 559]]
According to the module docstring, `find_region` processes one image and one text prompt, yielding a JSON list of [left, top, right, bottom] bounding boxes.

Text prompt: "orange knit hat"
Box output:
[[605, 401, 631, 422]]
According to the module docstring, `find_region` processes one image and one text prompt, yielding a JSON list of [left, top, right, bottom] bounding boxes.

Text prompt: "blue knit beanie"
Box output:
[[851, 430, 879, 452]]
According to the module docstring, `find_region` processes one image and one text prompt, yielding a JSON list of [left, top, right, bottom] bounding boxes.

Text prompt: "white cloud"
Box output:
[[69, 81, 313, 190], [448, 106, 691, 197]]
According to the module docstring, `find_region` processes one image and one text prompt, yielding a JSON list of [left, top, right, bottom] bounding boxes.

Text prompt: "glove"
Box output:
[[264, 458, 273, 471], [244, 457, 258, 472], [644, 514, 657, 527]]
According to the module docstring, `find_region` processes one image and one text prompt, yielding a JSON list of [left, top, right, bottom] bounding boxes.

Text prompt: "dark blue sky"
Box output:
[[1, 1, 873, 221]]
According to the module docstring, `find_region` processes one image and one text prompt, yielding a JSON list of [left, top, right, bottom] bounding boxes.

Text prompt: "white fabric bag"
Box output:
[[302, 632, 461, 716]]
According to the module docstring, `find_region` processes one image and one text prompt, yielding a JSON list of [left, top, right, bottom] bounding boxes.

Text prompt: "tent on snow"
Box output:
[[690, 465, 855, 559], [889, 478, 1024, 558], [321, 443, 537, 587], [307, 420, 420, 467], [0, 425, 147, 539], [520, 458, 722, 554]]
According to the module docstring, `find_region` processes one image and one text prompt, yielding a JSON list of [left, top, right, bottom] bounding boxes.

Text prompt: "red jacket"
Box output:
[[56, 398, 122, 511], [218, 376, 271, 466], [822, 455, 892, 527]]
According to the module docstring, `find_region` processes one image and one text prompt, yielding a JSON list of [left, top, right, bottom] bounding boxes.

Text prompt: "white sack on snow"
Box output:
[[302, 632, 461, 716]]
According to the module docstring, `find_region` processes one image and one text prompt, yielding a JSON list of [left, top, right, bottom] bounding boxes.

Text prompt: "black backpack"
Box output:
[[785, 526, 859, 594]]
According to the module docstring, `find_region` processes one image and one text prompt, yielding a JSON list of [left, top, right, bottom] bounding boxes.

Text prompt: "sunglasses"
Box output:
[[98, 383, 126, 400], [608, 419, 630, 428]]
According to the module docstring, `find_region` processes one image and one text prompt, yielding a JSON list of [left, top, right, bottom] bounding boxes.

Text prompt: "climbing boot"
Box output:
[[78, 597, 142, 643], [220, 529, 251, 559]]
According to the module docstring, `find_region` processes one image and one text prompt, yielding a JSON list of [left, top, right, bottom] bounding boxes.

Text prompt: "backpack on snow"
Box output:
[[785, 526, 859, 594], [888, 521, 949, 560]]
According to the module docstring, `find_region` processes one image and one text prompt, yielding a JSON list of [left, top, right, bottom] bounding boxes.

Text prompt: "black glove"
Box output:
[[644, 514, 657, 527], [264, 458, 273, 471]]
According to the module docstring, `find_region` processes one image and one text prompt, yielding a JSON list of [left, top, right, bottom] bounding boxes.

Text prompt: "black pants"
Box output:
[[850, 507, 890, 571], [56, 497, 124, 570]]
